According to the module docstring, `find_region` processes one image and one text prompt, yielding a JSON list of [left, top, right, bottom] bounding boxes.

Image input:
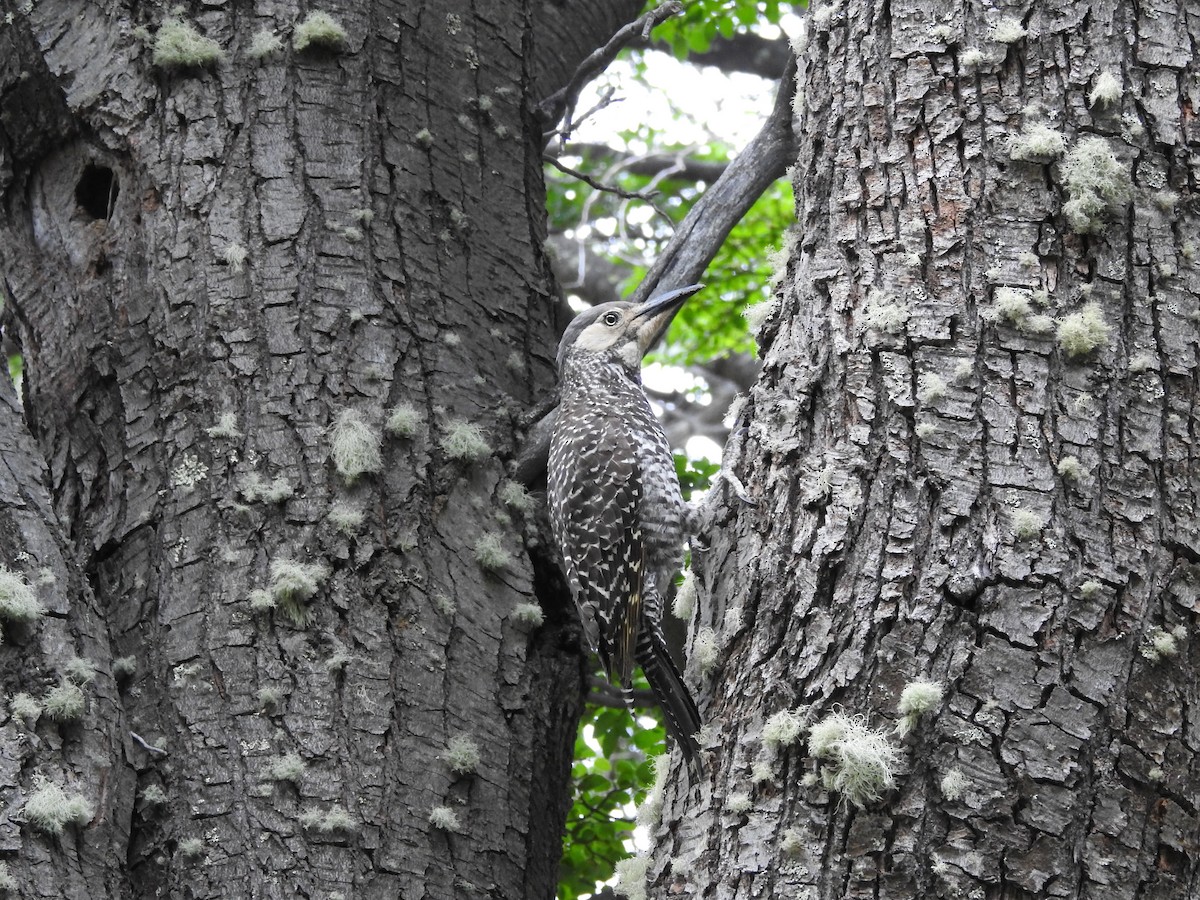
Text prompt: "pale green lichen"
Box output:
[[614, 853, 650, 900], [248, 589, 276, 612], [415, 128, 434, 148], [762, 708, 806, 753], [43, 680, 85, 722], [440, 420, 491, 461], [331, 409, 382, 483], [300, 805, 356, 832], [428, 805, 461, 832], [941, 768, 969, 800], [474, 533, 512, 571], [1141, 626, 1182, 663], [238, 472, 294, 504], [991, 17, 1027, 43], [140, 784, 167, 806], [510, 602, 544, 629], [268, 752, 305, 782], [959, 47, 985, 69], [445, 735, 481, 775], [1079, 580, 1103, 598], [743, 300, 775, 337], [499, 481, 534, 513], [326, 501, 365, 534], [248, 29, 283, 59], [860, 295, 910, 335], [220, 243, 248, 273], [292, 11, 347, 52], [22, 777, 93, 835], [1128, 353, 1156, 374], [672, 568, 697, 620], [264, 558, 329, 626], [984, 287, 1053, 335], [915, 423, 937, 440], [153, 19, 224, 69], [895, 680, 943, 737], [928, 23, 955, 43], [751, 759, 775, 783], [325, 647, 352, 673], [725, 792, 753, 814], [780, 828, 805, 856], [1062, 138, 1131, 233], [385, 403, 422, 438], [0, 861, 14, 891], [178, 837, 205, 858], [807, 712, 901, 808], [1089, 71, 1122, 108], [1153, 190, 1179, 213], [205, 412, 242, 439], [64, 657, 98, 685], [1008, 508, 1044, 541], [635, 755, 671, 830], [0, 566, 43, 625], [1009, 124, 1065, 162], [1018, 251, 1039, 268], [1057, 455, 1084, 481], [917, 373, 948, 405], [1057, 302, 1110, 358], [257, 687, 284, 709], [692, 626, 719, 675], [9, 692, 41, 724]]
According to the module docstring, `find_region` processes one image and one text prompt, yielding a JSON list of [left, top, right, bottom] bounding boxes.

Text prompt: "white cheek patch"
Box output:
[[618, 342, 640, 368], [574, 325, 618, 354]]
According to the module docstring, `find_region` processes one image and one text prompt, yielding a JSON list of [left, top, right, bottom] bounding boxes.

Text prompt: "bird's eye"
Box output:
[[602, 312, 621, 326]]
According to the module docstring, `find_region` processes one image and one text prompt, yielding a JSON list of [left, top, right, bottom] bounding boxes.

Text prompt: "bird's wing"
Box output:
[[556, 422, 644, 687]]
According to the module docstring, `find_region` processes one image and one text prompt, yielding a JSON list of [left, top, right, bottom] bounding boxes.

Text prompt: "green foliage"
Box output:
[[558, 678, 664, 900], [651, 0, 788, 58], [674, 452, 720, 500]]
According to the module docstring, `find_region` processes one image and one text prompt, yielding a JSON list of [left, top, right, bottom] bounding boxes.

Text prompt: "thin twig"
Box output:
[[544, 156, 661, 202], [535, 1, 684, 138]]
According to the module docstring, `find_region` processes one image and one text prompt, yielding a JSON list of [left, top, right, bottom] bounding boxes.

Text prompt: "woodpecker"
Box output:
[[548, 283, 705, 774]]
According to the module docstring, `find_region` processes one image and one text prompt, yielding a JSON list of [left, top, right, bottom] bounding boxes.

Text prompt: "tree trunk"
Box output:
[[0, 2, 636, 896], [653, 1, 1199, 899]]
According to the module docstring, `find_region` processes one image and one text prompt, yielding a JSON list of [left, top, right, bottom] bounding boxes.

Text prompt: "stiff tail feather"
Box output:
[[637, 627, 704, 779]]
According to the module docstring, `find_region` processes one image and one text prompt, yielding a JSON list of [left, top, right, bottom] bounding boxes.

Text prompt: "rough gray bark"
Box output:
[[649, 2, 1200, 899], [0, 2, 635, 897]]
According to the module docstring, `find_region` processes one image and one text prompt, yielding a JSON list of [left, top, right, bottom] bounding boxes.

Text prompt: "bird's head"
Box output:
[[555, 284, 704, 374]]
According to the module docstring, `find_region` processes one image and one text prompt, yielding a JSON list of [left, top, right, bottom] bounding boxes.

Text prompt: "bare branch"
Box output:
[[628, 53, 797, 305], [565, 142, 728, 183], [544, 156, 661, 202], [535, 1, 684, 140]]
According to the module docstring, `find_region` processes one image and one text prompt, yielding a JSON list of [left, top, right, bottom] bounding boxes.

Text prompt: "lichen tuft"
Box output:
[[1057, 302, 1111, 358], [153, 19, 224, 69], [474, 533, 512, 571], [22, 778, 93, 835], [441, 420, 491, 462], [293, 11, 347, 52], [0, 565, 42, 627], [331, 409, 382, 483], [1062, 138, 1131, 234]]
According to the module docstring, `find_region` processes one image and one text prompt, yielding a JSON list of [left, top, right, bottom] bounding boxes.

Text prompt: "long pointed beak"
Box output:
[[630, 283, 704, 355]]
